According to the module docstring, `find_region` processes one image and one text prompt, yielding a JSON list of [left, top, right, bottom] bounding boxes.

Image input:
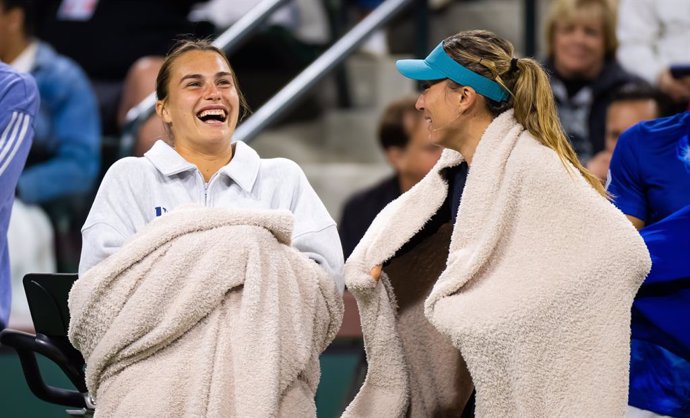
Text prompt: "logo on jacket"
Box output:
[[154, 206, 168, 217]]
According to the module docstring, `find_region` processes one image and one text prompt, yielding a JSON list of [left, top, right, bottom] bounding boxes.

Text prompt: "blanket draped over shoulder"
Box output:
[[343, 110, 651, 417], [68, 207, 343, 418]]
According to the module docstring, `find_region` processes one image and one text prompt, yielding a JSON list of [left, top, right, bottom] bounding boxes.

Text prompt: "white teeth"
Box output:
[[198, 109, 226, 118]]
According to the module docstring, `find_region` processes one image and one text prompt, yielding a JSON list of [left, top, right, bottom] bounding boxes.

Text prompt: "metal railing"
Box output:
[[234, 0, 415, 142]]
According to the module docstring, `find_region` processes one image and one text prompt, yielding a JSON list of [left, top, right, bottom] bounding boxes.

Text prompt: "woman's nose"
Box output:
[[205, 83, 221, 100], [415, 94, 425, 111], [572, 27, 588, 43]]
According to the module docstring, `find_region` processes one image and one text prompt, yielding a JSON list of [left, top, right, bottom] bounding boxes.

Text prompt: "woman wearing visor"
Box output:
[[342, 30, 651, 417]]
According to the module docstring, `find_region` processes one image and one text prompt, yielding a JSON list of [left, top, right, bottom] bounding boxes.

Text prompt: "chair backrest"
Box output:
[[23, 273, 78, 338]]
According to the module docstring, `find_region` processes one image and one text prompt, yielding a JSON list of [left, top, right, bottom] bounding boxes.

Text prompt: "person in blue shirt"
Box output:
[[609, 112, 690, 228], [608, 110, 690, 417], [0, 62, 39, 329], [0, 0, 100, 205], [0, 0, 100, 272]]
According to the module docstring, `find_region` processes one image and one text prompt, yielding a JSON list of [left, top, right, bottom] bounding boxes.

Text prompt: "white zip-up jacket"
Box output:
[[80, 140, 344, 292]]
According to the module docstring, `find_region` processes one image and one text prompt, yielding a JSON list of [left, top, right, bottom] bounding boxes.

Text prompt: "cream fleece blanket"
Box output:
[[343, 110, 651, 417], [68, 206, 343, 418]]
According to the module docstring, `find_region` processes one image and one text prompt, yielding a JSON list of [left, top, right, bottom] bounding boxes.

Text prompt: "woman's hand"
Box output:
[[369, 264, 383, 282], [658, 68, 690, 103]]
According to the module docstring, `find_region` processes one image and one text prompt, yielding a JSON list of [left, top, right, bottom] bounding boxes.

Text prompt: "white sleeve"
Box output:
[[616, 0, 664, 84], [78, 159, 139, 276], [287, 162, 345, 294], [79, 222, 127, 276]]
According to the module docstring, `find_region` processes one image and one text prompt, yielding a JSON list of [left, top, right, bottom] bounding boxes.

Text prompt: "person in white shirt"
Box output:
[[80, 39, 344, 292], [616, 0, 690, 104]]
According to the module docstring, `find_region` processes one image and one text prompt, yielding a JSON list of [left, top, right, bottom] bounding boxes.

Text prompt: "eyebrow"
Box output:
[[179, 72, 233, 84]]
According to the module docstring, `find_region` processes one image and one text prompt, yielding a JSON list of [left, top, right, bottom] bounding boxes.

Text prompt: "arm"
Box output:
[[607, 126, 648, 228], [79, 222, 128, 276], [78, 160, 140, 275], [0, 72, 39, 204], [287, 162, 345, 294], [626, 215, 645, 230], [17, 60, 101, 204], [0, 70, 39, 327]]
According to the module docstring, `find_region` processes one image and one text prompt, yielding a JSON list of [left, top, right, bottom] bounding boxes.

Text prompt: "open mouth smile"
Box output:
[[196, 108, 228, 124]]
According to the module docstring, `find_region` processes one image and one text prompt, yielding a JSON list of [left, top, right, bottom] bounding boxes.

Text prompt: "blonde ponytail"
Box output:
[[442, 30, 608, 198], [511, 58, 608, 197]]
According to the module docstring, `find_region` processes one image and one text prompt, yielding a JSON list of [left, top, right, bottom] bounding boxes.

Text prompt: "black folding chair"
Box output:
[[0, 273, 93, 416]]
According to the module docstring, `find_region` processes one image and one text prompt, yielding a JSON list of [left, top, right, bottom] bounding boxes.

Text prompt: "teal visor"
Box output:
[[396, 42, 510, 103]]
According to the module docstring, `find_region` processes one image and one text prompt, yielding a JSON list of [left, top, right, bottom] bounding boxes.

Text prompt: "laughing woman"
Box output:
[[69, 40, 343, 417], [342, 30, 651, 417], [78, 40, 343, 284]]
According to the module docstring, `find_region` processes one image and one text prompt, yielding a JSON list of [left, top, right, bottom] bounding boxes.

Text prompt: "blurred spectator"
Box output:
[[0, 62, 38, 330], [617, 0, 690, 107], [0, 0, 100, 276], [608, 111, 690, 417], [586, 82, 667, 181], [544, 0, 641, 163], [339, 96, 442, 258]]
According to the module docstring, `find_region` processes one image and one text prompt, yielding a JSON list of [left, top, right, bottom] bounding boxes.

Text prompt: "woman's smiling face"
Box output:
[[415, 79, 463, 147], [157, 50, 240, 148], [552, 12, 606, 79]]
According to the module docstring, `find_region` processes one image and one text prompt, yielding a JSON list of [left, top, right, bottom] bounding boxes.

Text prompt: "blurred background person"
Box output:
[[339, 96, 442, 259], [0, 0, 100, 273], [586, 81, 669, 181], [0, 62, 38, 330], [616, 0, 690, 109], [544, 0, 640, 164]]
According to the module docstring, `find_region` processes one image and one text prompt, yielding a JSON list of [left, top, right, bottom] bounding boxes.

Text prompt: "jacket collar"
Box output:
[[144, 140, 260, 192], [218, 141, 260, 192]]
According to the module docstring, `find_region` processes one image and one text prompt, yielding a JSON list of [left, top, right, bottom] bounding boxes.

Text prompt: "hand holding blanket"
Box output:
[[68, 206, 343, 417]]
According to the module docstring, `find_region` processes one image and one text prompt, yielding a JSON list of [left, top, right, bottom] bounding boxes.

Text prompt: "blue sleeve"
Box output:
[[17, 60, 101, 204], [608, 126, 647, 221], [0, 71, 39, 203]]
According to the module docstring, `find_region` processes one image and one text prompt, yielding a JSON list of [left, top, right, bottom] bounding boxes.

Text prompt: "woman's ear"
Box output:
[[155, 100, 172, 124], [457, 86, 478, 113]]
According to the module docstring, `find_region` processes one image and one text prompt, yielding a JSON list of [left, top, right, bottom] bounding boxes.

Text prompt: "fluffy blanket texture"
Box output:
[[343, 110, 651, 417], [381, 223, 474, 416], [68, 206, 343, 417]]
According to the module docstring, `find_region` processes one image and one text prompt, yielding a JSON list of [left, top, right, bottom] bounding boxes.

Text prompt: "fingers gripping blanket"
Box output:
[[343, 110, 651, 417], [68, 207, 343, 417]]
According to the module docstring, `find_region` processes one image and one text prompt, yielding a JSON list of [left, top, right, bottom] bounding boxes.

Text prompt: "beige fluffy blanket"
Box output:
[[344, 110, 651, 417], [68, 207, 343, 417]]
